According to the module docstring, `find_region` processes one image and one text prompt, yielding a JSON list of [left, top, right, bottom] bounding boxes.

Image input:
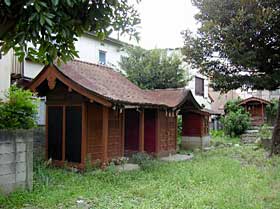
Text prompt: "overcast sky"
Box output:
[[134, 0, 199, 49]]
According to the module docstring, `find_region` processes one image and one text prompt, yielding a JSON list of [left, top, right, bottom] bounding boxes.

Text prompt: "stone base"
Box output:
[[181, 135, 210, 150]]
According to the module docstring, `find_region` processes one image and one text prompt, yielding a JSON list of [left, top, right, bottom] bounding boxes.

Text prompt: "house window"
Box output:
[[99, 50, 106, 65], [195, 76, 204, 96]]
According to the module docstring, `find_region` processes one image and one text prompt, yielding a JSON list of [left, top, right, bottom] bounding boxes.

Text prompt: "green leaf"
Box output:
[[66, 0, 74, 7], [51, 0, 59, 6], [40, 15, 45, 26], [4, 0, 11, 6], [45, 17, 53, 26]]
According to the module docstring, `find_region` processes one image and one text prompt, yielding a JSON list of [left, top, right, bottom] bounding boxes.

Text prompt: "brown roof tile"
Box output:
[[32, 60, 201, 109]]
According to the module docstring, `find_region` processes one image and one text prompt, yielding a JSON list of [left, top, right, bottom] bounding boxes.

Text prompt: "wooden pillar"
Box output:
[[45, 106, 49, 160], [121, 110, 125, 156], [62, 106, 66, 162], [155, 109, 160, 154], [175, 113, 178, 151], [102, 106, 109, 164], [81, 103, 87, 166], [261, 103, 264, 123], [139, 110, 145, 152]]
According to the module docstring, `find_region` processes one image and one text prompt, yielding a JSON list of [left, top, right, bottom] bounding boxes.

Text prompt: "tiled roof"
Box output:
[[29, 60, 201, 109], [239, 97, 271, 105], [54, 60, 199, 108], [146, 88, 190, 108]]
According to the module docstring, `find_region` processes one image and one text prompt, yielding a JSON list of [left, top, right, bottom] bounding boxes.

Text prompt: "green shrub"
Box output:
[[221, 100, 250, 137], [224, 99, 241, 114], [0, 86, 38, 129]]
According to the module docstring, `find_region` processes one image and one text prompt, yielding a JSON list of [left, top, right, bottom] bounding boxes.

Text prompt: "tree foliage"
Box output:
[[0, 86, 39, 129], [183, 0, 280, 91], [120, 46, 187, 89], [224, 99, 241, 114], [221, 100, 250, 137], [0, 0, 140, 64]]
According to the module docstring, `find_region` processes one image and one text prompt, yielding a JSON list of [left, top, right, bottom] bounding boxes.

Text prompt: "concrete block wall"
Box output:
[[0, 130, 33, 194]]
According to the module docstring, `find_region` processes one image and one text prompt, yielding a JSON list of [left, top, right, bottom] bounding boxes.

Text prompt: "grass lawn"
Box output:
[[1, 145, 280, 209]]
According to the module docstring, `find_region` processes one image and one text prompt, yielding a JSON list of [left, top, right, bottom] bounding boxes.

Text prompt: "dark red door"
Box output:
[[125, 109, 139, 151], [144, 109, 156, 153]]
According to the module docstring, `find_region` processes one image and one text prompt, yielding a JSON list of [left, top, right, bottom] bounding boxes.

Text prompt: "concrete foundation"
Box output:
[[0, 129, 33, 194], [181, 135, 210, 150]]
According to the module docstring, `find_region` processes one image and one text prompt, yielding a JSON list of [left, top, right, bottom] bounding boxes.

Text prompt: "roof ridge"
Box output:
[[147, 87, 187, 91]]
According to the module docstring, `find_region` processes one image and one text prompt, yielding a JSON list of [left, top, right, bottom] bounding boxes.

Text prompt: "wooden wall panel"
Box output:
[[182, 112, 202, 137], [46, 81, 84, 104], [157, 110, 176, 153], [87, 103, 104, 161], [107, 109, 123, 159], [125, 110, 140, 152], [144, 109, 156, 153]]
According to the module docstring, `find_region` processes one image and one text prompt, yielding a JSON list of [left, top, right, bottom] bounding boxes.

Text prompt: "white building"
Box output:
[[23, 32, 126, 80], [0, 50, 19, 99], [166, 48, 211, 109], [237, 89, 280, 101]]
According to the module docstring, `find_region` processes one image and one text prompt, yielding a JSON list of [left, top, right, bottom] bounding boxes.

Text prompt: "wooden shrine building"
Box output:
[[239, 97, 271, 126], [29, 60, 208, 168]]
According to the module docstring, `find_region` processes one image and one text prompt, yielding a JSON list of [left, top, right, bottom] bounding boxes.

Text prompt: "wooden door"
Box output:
[[47, 106, 63, 161], [65, 106, 82, 163], [144, 109, 156, 153], [125, 109, 139, 151]]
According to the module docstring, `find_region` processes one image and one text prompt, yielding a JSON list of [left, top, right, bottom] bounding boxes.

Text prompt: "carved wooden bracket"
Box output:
[[47, 74, 56, 90]]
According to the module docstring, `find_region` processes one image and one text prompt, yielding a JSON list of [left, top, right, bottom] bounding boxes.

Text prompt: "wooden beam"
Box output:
[[262, 103, 264, 123], [121, 111, 125, 157], [139, 110, 145, 152], [62, 106, 66, 162], [81, 103, 87, 166], [175, 115, 178, 151], [45, 106, 49, 160], [102, 106, 109, 164], [155, 109, 160, 154]]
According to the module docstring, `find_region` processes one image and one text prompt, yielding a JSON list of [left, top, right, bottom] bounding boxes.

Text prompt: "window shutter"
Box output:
[[195, 77, 204, 96]]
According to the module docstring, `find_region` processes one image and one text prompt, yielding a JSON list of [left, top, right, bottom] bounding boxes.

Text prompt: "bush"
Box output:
[[224, 99, 241, 114], [0, 86, 38, 129], [221, 100, 250, 137]]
